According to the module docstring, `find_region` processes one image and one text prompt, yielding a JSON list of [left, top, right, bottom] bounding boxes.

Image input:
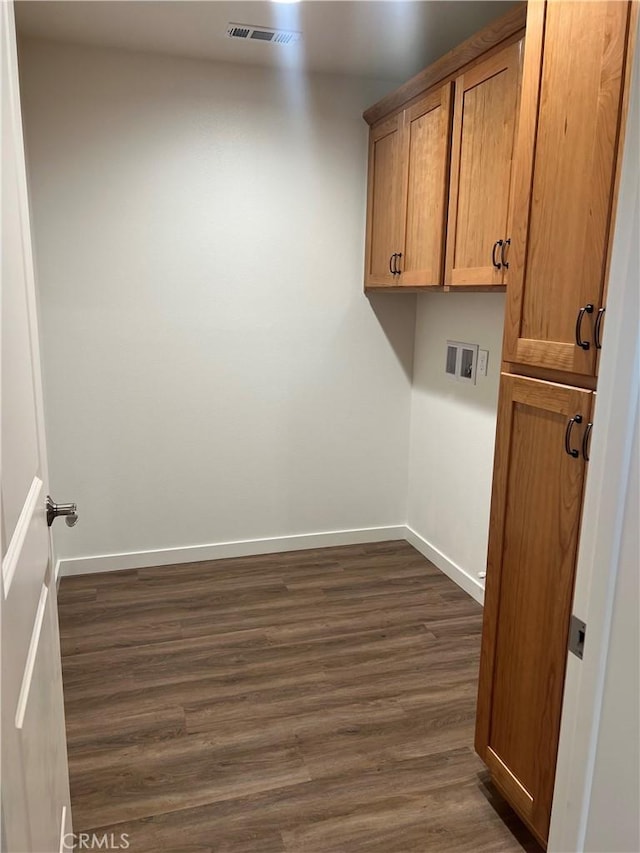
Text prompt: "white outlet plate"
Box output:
[[446, 341, 479, 384], [478, 349, 489, 377]]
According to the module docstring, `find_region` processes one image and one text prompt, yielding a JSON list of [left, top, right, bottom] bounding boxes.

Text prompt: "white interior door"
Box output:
[[1, 3, 73, 851]]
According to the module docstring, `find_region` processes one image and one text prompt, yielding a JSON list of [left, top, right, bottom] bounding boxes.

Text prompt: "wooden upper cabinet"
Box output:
[[400, 84, 453, 287], [476, 373, 594, 844], [445, 40, 522, 288], [364, 83, 453, 289], [364, 113, 405, 287], [504, 1, 633, 375]]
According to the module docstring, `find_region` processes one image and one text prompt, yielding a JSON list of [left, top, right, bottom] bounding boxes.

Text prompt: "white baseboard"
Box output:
[[56, 524, 484, 607], [56, 525, 407, 578], [404, 526, 485, 605]]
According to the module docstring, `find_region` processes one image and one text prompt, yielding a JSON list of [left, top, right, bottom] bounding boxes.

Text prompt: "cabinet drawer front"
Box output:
[[504, 1, 632, 373], [365, 114, 405, 287], [445, 40, 522, 288], [476, 373, 593, 841]]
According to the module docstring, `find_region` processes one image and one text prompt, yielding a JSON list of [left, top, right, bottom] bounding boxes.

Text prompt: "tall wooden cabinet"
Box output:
[[476, 0, 636, 846], [362, 2, 635, 843]]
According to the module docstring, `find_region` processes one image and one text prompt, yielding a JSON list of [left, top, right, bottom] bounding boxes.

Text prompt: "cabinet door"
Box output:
[[399, 83, 453, 288], [504, 1, 632, 373], [364, 113, 405, 288], [445, 40, 522, 288], [476, 374, 593, 844]]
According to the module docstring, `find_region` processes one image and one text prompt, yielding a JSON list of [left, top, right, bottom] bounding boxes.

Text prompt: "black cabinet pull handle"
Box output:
[[575, 304, 594, 350], [582, 421, 593, 462], [501, 238, 511, 269], [389, 254, 395, 275], [565, 414, 583, 458], [492, 239, 503, 270], [594, 307, 606, 350], [395, 252, 402, 275]]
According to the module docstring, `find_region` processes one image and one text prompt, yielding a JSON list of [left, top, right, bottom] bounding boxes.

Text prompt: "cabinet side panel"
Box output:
[[503, 0, 547, 358]]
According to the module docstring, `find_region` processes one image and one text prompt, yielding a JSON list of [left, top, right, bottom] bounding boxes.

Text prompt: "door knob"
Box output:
[[46, 496, 78, 528]]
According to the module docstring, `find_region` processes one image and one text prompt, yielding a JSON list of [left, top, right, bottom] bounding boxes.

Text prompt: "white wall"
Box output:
[[19, 39, 416, 566], [407, 292, 505, 599], [584, 404, 639, 853]]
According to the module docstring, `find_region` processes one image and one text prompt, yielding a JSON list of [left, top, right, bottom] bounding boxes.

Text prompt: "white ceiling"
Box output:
[[15, 1, 514, 82]]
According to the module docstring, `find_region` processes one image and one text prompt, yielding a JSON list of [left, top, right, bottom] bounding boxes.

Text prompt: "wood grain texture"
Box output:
[[365, 84, 452, 291], [486, 749, 534, 825], [400, 82, 453, 288], [445, 40, 523, 288], [58, 542, 540, 853], [476, 374, 593, 842], [364, 6, 527, 295], [504, 0, 632, 375], [364, 114, 405, 288], [503, 361, 598, 392], [363, 4, 527, 126]]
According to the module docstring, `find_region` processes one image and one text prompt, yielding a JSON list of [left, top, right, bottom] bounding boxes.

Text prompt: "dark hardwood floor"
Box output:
[[58, 540, 540, 852]]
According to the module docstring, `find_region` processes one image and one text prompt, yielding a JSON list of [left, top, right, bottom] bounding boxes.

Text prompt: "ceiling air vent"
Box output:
[[226, 23, 301, 46]]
